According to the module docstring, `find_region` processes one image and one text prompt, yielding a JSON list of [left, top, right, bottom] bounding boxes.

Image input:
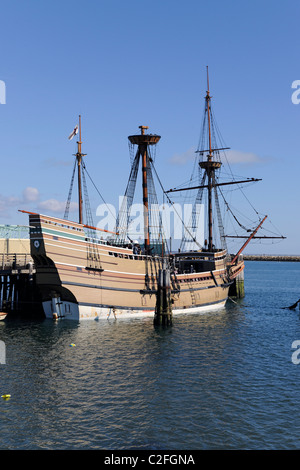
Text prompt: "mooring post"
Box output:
[[229, 268, 245, 298], [154, 259, 173, 326]]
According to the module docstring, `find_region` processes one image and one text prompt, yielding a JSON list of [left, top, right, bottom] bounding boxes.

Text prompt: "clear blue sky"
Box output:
[[0, 0, 299, 254]]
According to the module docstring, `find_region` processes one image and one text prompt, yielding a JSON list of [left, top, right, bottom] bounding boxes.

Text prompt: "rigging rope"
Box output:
[[218, 187, 250, 231], [212, 173, 227, 250], [180, 172, 206, 251], [146, 153, 168, 253], [115, 149, 140, 243], [64, 159, 77, 220], [150, 160, 202, 249], [211, 106, 260, 217], [82, 165, 94, 228], [82, 160, 117, 223]]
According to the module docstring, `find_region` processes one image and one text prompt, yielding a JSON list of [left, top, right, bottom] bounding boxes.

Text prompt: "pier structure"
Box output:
[[0, 252, 42, 317], [0, 226, 42, 317], [243, 255, 300, 262]]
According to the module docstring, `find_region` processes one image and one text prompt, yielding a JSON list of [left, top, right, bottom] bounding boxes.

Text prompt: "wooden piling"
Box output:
[[229, 269, 245, 298], [153, 262, 173, 326]]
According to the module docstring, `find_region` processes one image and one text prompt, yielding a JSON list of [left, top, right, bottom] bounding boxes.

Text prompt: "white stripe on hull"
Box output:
[[43, 298, 227, 321]]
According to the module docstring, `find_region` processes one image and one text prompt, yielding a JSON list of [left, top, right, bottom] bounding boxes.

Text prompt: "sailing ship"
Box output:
[[19, 70, 281, 321]]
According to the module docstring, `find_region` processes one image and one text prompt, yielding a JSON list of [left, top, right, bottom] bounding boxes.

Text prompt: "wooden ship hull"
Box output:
[[27, 212, 244, 321]]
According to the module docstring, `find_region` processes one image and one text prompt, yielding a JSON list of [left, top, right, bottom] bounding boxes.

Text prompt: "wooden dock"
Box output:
[[0, 253, 44, 318]]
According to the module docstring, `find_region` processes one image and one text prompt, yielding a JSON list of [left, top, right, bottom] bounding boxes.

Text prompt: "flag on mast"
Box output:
[[68, 124, 79, 140]]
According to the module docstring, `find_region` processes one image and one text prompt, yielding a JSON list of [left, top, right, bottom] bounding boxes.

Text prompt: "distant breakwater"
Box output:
[[243, 255, 300, 262]]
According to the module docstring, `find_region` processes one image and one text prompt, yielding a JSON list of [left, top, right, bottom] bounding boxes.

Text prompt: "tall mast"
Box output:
[[140, 126, 150, 253], [76, 115, 86, 224], [206, 67, 213, 251], [198, 67, 222, 251], [206, 66, 213, 157], [128, 126, 161, 254]]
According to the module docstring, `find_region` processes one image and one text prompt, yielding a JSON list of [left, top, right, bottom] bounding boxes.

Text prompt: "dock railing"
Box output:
[[0, 253, 35, 273]]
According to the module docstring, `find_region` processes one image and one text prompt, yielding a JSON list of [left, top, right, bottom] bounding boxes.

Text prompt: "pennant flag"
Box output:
[[68, 124, 78, 140]]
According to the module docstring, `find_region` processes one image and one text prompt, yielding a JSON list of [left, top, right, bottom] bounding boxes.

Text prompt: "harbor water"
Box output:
[[0, 261, 300, 450]]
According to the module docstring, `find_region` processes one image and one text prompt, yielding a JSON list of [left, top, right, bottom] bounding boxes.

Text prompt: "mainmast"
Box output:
[[75, 115, 86, 224], [128, 126, 161, 254], [199, 67, 222, 251]]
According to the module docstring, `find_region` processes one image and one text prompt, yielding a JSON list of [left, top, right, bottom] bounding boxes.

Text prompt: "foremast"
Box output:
[[64, 115, 87, 225], [75, 115, 86, 225]]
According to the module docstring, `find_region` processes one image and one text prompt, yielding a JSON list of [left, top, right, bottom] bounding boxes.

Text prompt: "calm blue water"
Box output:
[[1, 261, 300, 450]]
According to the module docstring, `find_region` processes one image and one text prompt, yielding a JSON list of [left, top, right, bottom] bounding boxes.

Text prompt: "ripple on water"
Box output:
[[1, 264, 300, 448]]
